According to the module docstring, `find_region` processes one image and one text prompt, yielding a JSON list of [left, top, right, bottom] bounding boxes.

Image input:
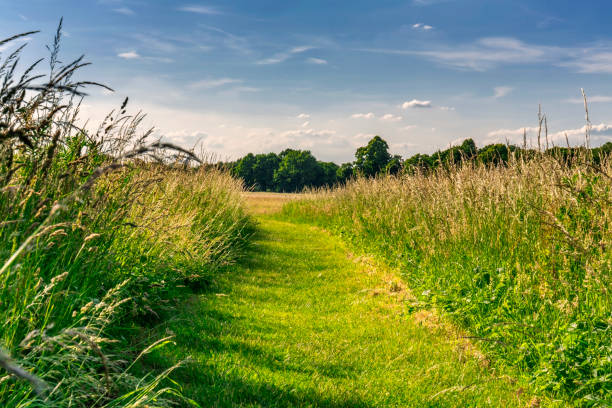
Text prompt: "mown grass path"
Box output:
[[150, 205, 529, 407]]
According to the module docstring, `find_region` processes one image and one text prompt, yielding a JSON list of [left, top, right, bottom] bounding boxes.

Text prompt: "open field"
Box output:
[[2, 20, 611, 408], [143, 200, 533, 407], [241, 192, 303, 214]]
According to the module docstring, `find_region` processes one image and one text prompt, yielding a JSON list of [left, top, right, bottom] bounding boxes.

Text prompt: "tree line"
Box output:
[[215, 136, 612, 192]]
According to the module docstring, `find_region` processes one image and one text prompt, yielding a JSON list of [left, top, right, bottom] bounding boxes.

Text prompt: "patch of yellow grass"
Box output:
[[242, 192, 302, 214]]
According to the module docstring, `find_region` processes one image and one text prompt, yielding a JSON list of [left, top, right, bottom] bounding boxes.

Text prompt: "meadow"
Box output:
[[1, 24, 611, 408], [282, 151, 611, 406]]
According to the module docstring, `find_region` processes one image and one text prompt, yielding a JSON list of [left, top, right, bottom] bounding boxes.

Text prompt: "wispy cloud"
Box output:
[[117, 51, 140, 59], [565, 95, 612, 104], [132, 33, 178, 53], [560, 51, 612, 74], [297, 113, 310, 119], [360, 37, 612, 74], [494, 86, 514, 98], [191, 77, 242, 89], [199, 24, 252, 55], [402, 99, 432, 108], [307, 57, 328, 65], [179, 5, 221, 15], [359, 37, 561, 71], [113, 7, 134, 15], [256, 45, 314, 65], [440, 106, 455, 111], [351, 112, 375, 119], [413, 0, 452, 5]]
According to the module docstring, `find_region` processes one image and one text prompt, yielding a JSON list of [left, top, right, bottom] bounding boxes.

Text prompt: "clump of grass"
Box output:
[[283, 137, 611, 405], [0, 23, 253, 406]]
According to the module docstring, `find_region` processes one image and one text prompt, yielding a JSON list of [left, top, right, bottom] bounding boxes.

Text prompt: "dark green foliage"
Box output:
[[336, 162, 355, 184], [318, 161, 340, 186], [354, 135, 392, 177], [252, 153, 280, 191], [475, 143, 510, 165], [232, 152, 257, 187], [385, 154, 403, 175], [273, 149, 322, 192], [228, 136, 612, 192]]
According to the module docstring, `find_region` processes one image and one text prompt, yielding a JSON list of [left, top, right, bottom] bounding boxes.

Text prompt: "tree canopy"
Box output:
[[218, 136, 612, 192]]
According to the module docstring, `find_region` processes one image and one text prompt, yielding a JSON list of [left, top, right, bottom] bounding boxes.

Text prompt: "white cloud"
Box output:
[[556, 123, 612, 135], [257, 45, 315, 65], [487, 126, 539, 139], [191, 78, 242, 89], [380, 113, 403, 122], [351, 112, 375, 119], [302, 121, 310, 127], [297, 113, 310, 119], [412, 23, 433, 31], [402, 99, 432, 109], [117, 51, 140, 59], [113, 7, 134, 15], [485, 123, 612, 146], [440, 106, 455, 111], [307, 57, 328, 65], [494, 86, 514, 98], [565, 95, 612, 104], [178, 5, 221, 15], [291, 46, 314, 53]]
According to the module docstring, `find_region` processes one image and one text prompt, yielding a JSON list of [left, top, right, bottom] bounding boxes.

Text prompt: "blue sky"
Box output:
[[2, 0, 612, 162]]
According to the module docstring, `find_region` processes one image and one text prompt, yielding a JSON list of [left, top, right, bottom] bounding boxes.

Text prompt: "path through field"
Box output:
[[151, 194, 528, 407]]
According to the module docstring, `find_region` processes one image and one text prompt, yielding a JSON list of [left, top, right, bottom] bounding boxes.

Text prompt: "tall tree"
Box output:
[[232, 153, 256, 187], [354, 136, 392, 177], [252, 153, 280, 191], [273, 150, 322, 192]]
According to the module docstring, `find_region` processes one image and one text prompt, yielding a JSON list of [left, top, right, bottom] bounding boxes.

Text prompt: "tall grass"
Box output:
[[283, 150, 611, 405], [0, 24, 253, 406]]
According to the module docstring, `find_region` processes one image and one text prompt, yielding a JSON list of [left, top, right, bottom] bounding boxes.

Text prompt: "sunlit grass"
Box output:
[[143, 213, 532, 407], [281, 152, 611, 406]]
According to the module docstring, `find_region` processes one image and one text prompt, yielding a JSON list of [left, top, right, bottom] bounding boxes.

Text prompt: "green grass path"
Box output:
[[151, 217, 528, 407]]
